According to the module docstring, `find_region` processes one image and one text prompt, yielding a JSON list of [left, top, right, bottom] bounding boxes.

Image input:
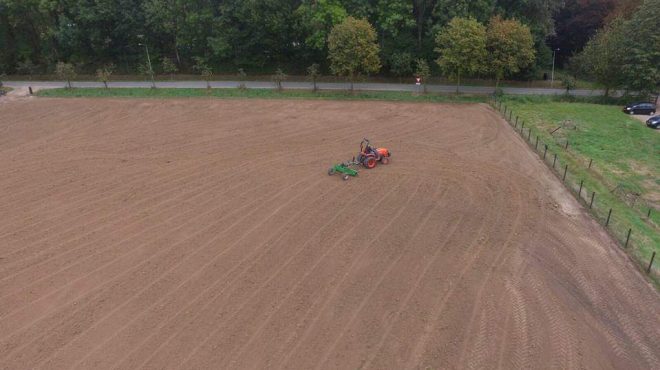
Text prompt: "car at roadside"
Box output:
[[646, 115, 660, 129], [623, 102, 657, 115]]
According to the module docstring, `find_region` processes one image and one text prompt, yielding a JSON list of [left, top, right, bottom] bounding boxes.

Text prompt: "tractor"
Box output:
[[356, 138, 391, 169], [327, 138, 391, 180]]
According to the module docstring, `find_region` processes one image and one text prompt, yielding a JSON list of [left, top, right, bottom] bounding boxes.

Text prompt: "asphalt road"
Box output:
[[4, 80, 612, 96]]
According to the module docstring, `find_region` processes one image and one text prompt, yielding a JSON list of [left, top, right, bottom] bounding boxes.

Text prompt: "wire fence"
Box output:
[[490, 98, 659, 283]]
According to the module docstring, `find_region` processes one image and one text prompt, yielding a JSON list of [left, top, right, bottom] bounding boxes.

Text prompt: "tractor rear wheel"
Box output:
[[363, 157, 377, 169]]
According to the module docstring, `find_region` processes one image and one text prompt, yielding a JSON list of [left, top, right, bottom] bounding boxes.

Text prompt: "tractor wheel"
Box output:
[[343, 174, 350, 181], [381, 156, 390, 165], [328, 168, 336, 176], [363, 157, 377, 169]]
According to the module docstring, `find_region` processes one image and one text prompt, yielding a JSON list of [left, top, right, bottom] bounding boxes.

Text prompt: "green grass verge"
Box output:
[[0, 86, 12, 93], [497, 97, 659, 280], [36, 87, 487, 103]]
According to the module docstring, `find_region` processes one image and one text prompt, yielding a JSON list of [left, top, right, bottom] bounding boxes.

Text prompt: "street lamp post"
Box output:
[[138, 38, 156, 89], [551, 48, 560, 88]]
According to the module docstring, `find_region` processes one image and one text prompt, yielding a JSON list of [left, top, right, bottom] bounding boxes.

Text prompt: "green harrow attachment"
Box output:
[[328, 161, 359, 181]]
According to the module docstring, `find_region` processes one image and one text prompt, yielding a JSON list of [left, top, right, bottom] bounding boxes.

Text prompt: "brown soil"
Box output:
[[0, 98, 658, 369]]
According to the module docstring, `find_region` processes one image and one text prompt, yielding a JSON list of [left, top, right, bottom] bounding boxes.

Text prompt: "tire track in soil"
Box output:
[[0, 99, 658, 370], [0, 174, 318, 367]]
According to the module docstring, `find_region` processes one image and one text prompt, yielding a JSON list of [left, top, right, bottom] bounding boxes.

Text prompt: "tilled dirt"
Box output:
[[0, 98, 658, 369]]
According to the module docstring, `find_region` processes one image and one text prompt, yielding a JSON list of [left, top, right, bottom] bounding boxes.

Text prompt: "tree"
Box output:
[[192, 57, 213, 89], [415, 58, 431, 93], [161, 57, 178, 80], [435, 17, 487, 93], [486, 16, 535, 88], [96, 64, 115, 89], [618, 0, 659, 95], [237, 68, 247, 89], [390, 52, 413, 82], [573, 19, 626, 96], [272, 68, 287, 91], [138, 62, 156, 88], [295, 0, 347, 51], [328, 17, 381, 91], [307, 63, 321, 92], [16, 59, 37, 80], [561, 75, 576, 94], [55, 62, 76, 89]]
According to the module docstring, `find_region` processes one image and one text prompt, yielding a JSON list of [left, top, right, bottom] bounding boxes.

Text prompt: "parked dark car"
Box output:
[[646, 115, 660, 129], [623, 102, 656, 115]]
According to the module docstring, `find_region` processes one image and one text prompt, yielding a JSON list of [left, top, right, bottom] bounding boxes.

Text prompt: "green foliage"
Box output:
[[161, 57, 178, 79], [435, 17, 487, 92], [414, 58, 431, 93], [295, 0, 348, 51], [192, 57, 213, 88], [573, 19, 627, 96], [306, 63, 321, 91], [237, 68, 247, 89], [328, 17, 381, 90], [619, 0, 660, 95], [486, 16, 535, 87], [37, 87, 488, 104], [272, 68, 287, 91], [96, 64, 115, 88], [16, 59, 37, 79], [389, 52, 413, 79], [501, 98, 660, 270], [55, 62, 76, 89], [561, 75, 576, 93]]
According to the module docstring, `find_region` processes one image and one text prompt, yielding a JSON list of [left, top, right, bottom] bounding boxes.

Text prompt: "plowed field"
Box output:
[[0, 98, 658, 369]]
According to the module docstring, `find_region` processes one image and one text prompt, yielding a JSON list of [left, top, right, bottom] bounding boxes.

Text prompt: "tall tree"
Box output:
[[435, 17, 487, 92], [295, 0, 348, 51], [619, 0, 659, 95], [486, 16, 535, 88], [328, 17, 381, 90], [572, 19, 626, 96]]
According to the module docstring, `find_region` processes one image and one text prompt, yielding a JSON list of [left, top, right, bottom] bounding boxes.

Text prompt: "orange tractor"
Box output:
[[356, 138, 391, 169]]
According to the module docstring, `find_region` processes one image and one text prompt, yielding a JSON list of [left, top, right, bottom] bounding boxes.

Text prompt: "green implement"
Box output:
[[328, 161, 359, 181]]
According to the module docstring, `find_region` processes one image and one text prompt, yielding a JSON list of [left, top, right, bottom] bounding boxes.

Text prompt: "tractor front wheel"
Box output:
[[363, 157, 377, 169], [343, 174, 350, 181], [328, 168, 336, 176], [381, 157, 390, 165]]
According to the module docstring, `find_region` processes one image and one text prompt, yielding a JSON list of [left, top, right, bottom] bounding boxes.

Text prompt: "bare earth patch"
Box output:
[[0, 98, 658, 369]]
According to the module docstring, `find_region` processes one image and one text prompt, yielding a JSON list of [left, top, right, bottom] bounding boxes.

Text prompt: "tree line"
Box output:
[[0, 0, 563, 78], [570, 0, 659, 96]]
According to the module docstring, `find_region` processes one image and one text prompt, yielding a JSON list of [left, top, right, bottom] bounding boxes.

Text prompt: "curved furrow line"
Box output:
[[401, 172, 520, 370], [151, 178, 417, 370], [0, 174, 316, 366], [0, 117, 307, 246], [4, 177, 320, 363], [0, 158, 260, 277], [357, 171, 488, 370], [67, 179, 363, 370], [0, 149, 295, 282], [265, 180, 425, 370], [309, 182, 448, 370], [455, 177, 531, 369], [129, 179, 410, 370], [0, 166, 287, 317], [35, 178, 343, 370]]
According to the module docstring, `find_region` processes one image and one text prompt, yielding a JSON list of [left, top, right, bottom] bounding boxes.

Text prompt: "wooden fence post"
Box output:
[[552, 153, 557, 168], [578, 180, 583, 199], [648, 252, 656, 273], [625, 228, 632, 248], [590, 192, 595, 209], [527, 128, 531, 141], [605, 208, 612, 226], [535, 136, 539, 150], [562, 165, 568, 182], [588, 158, 593, 169], [543, 145, 548, 160]]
